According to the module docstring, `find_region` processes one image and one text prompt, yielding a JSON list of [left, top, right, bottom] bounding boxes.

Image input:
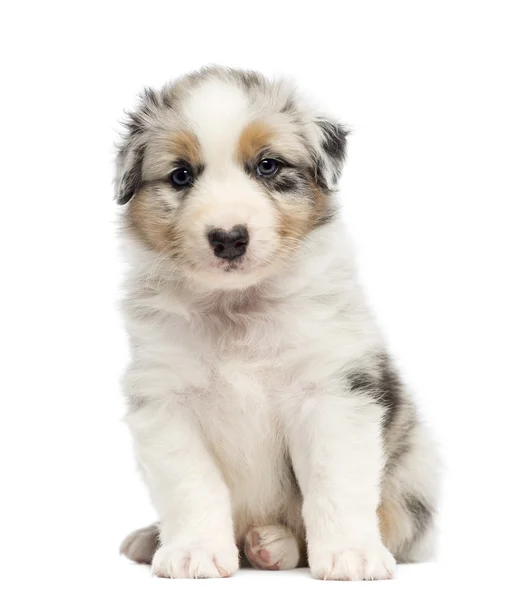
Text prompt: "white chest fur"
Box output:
[[125, 302, 306, 534]]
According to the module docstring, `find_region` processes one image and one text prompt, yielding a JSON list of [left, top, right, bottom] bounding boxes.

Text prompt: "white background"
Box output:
[[2, 1, 523, 598]]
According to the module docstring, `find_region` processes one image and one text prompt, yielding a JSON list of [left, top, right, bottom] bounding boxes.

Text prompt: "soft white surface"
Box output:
[[1, 0, 523, 597], [10, 560, 505, 598]]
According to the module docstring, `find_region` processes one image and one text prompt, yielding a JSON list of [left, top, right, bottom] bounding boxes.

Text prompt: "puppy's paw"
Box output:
[[309, 540, 396, 581], [120, 524, 159, 564], [152, 542, 239, 578], [244, 525, 301, 570]]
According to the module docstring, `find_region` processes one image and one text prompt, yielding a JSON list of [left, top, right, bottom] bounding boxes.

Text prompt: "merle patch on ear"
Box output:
[[115, 143, 144, 205], [115, 89, 156, 205], [314, 119, 350, 191]]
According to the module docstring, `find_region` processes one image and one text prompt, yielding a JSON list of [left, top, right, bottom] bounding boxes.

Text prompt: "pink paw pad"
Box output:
[[243, 525, 301, 571], [245, 533, 280, 570]]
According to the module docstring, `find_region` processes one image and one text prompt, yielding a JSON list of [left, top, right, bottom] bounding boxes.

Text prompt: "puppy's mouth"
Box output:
[[219, 256, 244, 272], [186, 251, 272, 290]]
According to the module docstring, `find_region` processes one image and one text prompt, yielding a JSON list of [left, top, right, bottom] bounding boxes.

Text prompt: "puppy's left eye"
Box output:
[[170, 166, 193, 189], [256, 159, 280, 178]]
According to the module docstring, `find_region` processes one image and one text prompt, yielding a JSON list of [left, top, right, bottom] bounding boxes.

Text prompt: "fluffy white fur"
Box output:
[[116, 67, 439, 581]]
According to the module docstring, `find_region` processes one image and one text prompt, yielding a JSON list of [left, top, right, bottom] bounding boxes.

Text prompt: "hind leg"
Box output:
[[379, 421, 440, 562]]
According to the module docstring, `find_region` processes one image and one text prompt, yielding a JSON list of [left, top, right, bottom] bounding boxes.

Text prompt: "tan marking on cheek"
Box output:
[[237, 121, 273, 164], [311, 182, 330, 225], [277, 207, 311, 241], [275, 178, 331, 244], [167, 130, 201, 165], [126, 189, 179, 254]]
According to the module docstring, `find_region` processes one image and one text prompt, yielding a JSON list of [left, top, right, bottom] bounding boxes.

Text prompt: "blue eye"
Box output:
[[170, 167, 193, 188], [256, 159, 280, 177]]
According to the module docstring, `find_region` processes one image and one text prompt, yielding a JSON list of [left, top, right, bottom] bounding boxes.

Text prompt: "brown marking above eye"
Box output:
[[237, 121, 274, 165], [166, 130, 202, 166]]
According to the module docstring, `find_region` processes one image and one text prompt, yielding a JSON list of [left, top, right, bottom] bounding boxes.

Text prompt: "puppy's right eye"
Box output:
[[170, 167, 193, 189]]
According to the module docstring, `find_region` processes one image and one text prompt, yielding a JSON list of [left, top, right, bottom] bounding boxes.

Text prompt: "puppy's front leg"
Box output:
[[126, 403, 238, 578], [288, 392, 396, 580]]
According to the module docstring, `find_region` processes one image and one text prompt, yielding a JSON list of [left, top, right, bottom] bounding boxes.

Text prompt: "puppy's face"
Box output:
[[116, 68, 347, 289]]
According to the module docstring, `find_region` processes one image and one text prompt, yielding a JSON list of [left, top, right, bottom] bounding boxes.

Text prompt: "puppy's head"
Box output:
[[116, 67, 348, 289]]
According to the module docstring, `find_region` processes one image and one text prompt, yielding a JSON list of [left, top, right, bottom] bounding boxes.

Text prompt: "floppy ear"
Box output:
[[114, 141, 144, 205], [313, 118, 349, 191], [114, 86, 167, 205]]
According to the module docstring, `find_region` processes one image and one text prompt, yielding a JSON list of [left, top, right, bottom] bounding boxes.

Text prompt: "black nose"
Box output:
[[208, 225, 249, 260]]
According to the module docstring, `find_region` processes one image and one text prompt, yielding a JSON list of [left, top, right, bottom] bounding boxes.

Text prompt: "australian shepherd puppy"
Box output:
[[116, 66, 439, 580]]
